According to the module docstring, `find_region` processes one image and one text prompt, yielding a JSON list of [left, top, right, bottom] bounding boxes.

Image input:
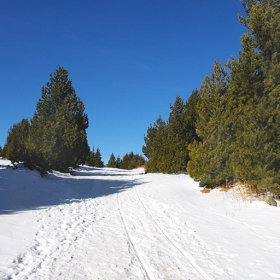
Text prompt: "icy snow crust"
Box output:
[[0, 159, 280, 279]]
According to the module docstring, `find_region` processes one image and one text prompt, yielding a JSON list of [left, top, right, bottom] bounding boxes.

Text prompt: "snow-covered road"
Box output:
[[0, 163, 280, 279]]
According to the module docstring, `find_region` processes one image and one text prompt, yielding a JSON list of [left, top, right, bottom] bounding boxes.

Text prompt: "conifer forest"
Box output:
[[142, 0, 280, 195]]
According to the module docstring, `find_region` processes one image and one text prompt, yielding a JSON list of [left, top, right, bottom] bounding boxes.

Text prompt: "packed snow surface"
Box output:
[[0, 158, 280, 279]]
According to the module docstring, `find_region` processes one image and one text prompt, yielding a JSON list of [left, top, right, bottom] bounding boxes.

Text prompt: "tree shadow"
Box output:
[[0, 166, 144, 215]]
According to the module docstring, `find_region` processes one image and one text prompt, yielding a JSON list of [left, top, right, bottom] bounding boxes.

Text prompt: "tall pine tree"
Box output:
[[107, 153, 117, 168], [166, 96, 189, 173], [228, 0, 280, 193], [26, 67, 90, 172], [143, 116, 168, 173], [187, 61, 233, 185], [94, 147, 104, 167]]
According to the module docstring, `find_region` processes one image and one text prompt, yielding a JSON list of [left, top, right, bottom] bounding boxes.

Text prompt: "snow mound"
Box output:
[[0, 157, 12, 168]]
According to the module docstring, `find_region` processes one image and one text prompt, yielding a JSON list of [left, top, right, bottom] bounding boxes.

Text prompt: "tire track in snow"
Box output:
[[117, 192, 155, 280], [135, 187, 213, 280]]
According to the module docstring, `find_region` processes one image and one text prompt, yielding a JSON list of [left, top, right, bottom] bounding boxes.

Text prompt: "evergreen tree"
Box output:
[[3, 119, 30, 164], [166, 96, 189, 173], [239, 0, 280, 65], [116, 155, 121, 168], [184, 89, 201, 146], [86, 146, 104, 167], [228, 0, 280, 193], [26, 67, 90, 172], [227, 34, 266, 189], [86, 146, 95, 166], [143, 116, 168, 173], [107, 153, 117, 168], [94, 147, 104, 167], [0, 145, 3, 157], [187, 61, 233, 185], [142, 122, 158, 160]]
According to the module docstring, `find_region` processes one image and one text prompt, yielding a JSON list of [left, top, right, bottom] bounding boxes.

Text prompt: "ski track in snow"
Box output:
[[117, 191, 154, 280], [143, 180, 280, 280], [0, 165, 280, 280], [136, 184, 229, 279], [135, 186, 212, 280], [117, 177, 204, 280]]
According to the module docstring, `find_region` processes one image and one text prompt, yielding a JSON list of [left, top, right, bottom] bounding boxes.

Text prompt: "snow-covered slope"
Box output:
[[0, 159, 279, 279]]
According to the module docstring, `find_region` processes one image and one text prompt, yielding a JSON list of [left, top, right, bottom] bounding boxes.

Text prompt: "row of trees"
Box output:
[[142, 92, 199, 173], [143, 0, 280, 195], [76, 146, 145, 169], [107, 152, 145, 170], [86, 147, 104, 167]]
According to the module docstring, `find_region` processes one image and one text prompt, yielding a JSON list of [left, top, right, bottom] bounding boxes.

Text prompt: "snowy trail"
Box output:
[[117, 191, 154, 280], [135, 186, 212, 280], [0, 164, 280, 279], [118, 180, 203, 280]]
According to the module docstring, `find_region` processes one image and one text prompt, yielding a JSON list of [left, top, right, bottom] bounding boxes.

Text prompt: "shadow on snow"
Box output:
[[0, 166, 143, 215]]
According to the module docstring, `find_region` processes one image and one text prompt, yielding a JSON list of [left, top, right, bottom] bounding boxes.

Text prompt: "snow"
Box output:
[[0, 158, 280, 279]]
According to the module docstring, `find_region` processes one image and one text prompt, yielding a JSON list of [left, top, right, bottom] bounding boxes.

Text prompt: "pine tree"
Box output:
[[86, 146, 95, 166], [228, 0, 280, 194], [0, 145, 3, 157], [239, 0, 280, 65], [116, 155, 121, 168], [166, 96, 184, 172], [184, 90, 200, 139], [142, 123, 158, 160], [3, 119, 30, 164], [107, 153, 117, 168], [187, 61, 233, 185], [166, 96, 190, 173], [227, 34, 266, 189], [143, 116, 168, 173], [94, 147, 104, 167], [26, 67, 90, 172]]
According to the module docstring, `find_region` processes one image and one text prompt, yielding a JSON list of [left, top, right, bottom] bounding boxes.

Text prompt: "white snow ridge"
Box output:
[[0, 160, 280, 279]]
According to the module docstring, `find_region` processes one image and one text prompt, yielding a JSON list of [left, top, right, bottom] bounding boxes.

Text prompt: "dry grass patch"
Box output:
[[200, 188, 211, 193], [218, 186, 231, 192]]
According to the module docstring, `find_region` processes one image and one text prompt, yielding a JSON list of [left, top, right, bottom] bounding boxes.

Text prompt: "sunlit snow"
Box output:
[[0, 158, 279, 279]]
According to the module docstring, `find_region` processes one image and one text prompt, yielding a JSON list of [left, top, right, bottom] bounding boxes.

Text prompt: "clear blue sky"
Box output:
[[0, 0, 246, 164]]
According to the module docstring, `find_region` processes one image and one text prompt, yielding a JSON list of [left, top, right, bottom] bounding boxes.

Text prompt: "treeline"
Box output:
[[142, 92, 199, 173], [86, 147, 104, 168], [85, 148, 145, 169], [1, 67, 144, 173], [143, 0, 280, 195], [107, 152, 145, 170]]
